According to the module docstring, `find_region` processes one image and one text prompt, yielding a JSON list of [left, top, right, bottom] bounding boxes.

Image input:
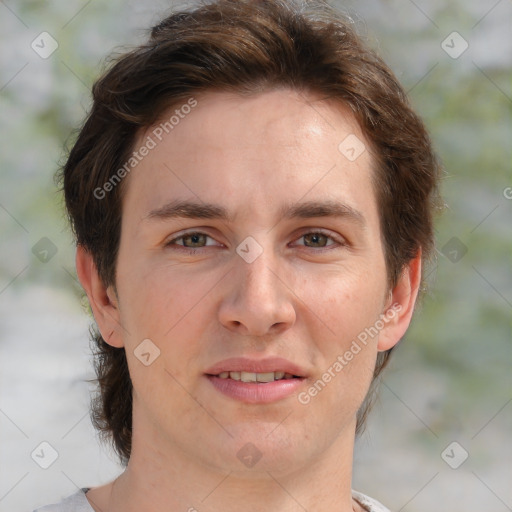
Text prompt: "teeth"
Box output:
[[215, 371, 297, 382], [240, 371, 257, 382], [256, 372, 275, 383]]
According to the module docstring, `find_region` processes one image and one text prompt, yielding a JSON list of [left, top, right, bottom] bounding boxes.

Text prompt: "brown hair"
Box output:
[[59, 0, 441, 465]]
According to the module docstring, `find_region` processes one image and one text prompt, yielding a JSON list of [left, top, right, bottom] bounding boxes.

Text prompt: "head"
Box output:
[[62, 0, 441, 467]]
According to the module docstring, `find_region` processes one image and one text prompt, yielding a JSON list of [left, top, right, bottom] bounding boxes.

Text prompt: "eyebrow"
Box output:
[[144, 199, 365, 226], [145, 200, 232, 222], [279, 200, 366, 226]]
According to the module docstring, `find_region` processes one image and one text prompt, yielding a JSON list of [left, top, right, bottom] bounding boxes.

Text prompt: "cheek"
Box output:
[[117, 263, 215, 404], [296, 267, 384, 405], [115, 256, 218, 352], [300, 264, 386, 341]]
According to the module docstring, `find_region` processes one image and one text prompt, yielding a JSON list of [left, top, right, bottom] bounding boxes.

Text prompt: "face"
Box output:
[[97, 89, 408, 476]]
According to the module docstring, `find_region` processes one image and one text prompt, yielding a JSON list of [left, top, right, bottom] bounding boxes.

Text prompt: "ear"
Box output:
[[377, 250, 422, 352], [76, 245, 124, 348]]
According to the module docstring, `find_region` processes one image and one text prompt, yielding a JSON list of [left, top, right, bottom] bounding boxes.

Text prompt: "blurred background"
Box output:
[[0, 1, 510, 511]]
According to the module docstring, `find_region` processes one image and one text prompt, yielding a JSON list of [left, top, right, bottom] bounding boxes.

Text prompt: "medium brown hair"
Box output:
[[59, 0, 441, 465]]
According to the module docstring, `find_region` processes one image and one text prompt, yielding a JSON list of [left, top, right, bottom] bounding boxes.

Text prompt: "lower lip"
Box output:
[[206, 375, 305, 403]]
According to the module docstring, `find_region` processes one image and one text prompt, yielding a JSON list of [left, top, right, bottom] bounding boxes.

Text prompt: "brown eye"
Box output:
[[302, 233, 330, 247], [180, 233, 208, 247]]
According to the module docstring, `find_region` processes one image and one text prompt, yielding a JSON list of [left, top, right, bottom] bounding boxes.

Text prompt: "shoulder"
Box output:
[[32, 489, 93, 512], [352, 490, 392, 512]]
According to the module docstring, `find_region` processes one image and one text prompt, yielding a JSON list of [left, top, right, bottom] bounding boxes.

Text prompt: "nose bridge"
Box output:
[[218, 240, 296, 335], [236, 245, 280, 306]]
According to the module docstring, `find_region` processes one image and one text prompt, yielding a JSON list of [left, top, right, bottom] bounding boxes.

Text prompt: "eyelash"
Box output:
[[165, 229, 346, 253]]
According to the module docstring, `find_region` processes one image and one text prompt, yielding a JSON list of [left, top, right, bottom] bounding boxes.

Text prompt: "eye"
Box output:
[[291, 230, 347, 251], [166, 231, 219, 249], [295, 231, 338, 248], [300, 232, 333, 248]]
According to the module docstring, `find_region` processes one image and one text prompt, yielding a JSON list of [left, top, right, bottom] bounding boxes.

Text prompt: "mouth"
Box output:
[[204, 357, 308, 403], [206, 371, 303, 383], [205, 370, 306, 404]]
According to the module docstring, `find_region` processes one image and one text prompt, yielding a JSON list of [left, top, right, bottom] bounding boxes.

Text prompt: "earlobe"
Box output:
[[377, 250, 422, 352], [76, 245, 124, 348]]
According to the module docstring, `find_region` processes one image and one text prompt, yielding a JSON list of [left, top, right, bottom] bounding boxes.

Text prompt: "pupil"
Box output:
[[186, 233, 204, 247], [305, 233, 326, 247]]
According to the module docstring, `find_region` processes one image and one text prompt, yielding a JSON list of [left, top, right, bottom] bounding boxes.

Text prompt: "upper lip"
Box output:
[[205, 357, 307, 377]]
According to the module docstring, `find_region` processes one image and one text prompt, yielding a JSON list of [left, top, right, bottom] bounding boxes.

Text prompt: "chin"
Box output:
[[200, 425, 314, 477]]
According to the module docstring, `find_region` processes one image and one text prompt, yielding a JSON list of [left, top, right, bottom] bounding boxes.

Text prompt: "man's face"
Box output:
[[112, 89, 392, 474]]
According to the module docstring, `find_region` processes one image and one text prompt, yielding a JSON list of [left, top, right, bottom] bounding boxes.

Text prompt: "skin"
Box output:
[[77, 89, 421, 512]]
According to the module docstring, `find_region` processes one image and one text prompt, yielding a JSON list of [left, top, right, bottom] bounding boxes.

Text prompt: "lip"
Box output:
[[204, 357, 308, 404], [204, 357, 307, 377], [206, 375, 305, 403]]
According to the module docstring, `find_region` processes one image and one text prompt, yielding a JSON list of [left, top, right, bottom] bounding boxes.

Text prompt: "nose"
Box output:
[[218, 249, 296, 336]]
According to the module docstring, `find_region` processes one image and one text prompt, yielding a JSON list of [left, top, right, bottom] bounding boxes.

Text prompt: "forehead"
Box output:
[[123, 89, 378, 229]]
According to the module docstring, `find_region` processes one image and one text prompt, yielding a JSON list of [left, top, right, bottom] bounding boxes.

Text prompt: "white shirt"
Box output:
[[33, 488, 391, 512]]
